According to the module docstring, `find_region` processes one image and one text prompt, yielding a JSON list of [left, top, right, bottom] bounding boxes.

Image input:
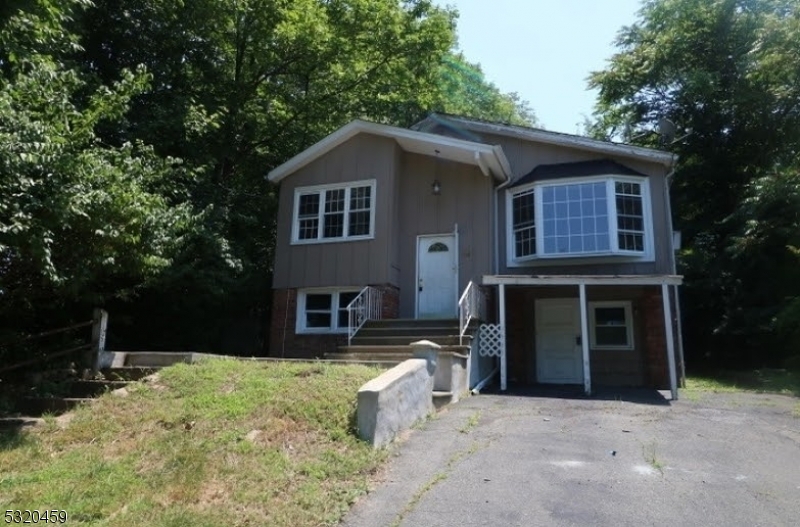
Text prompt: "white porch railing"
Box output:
[[458, 280, 486, 345], [347, 286, 383, 346]]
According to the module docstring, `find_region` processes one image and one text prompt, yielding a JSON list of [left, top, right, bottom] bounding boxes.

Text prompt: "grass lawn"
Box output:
[[0, 360, 388, 526], [685, 368, 800, 398]]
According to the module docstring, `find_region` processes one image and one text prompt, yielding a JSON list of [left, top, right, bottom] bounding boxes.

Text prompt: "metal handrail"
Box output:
[[346, 286, 383, 346], [458, 280, 486, 345]]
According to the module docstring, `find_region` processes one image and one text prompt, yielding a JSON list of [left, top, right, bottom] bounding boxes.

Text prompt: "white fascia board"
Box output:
[[427, 114, 675, 168], [482, 274, 683, 286], [268, 119, 512, 183]]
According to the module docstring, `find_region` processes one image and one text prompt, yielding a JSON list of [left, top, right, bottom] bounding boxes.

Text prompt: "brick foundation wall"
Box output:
[[642, 286, 670, 389], [268, 284, 400, 359], [375, 284, 400, 319]]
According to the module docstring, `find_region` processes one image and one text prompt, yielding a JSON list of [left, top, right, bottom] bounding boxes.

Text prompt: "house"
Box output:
[[267, 114, 684, 399]]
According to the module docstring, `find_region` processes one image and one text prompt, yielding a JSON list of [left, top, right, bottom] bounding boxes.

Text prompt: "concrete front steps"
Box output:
[[345, 318, 472, 347], [325, 318, 477, 408], [325, 318, 475, 366], [5, 353, 194, 419]]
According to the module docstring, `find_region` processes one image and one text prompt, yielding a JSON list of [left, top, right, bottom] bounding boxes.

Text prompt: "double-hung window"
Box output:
[[292, 180, 376, 243], [298, 290, 360, 333], [508, 176, 651, 263], [589, 301, 634, 349]]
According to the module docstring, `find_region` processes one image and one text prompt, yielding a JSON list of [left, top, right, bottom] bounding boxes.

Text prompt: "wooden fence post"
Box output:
[[90, 308, 108, 374]]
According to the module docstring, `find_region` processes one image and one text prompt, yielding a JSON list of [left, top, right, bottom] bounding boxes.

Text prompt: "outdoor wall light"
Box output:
[[432, 179, 441, 195]]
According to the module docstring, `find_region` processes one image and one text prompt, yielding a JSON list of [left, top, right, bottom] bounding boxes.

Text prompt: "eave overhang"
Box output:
[[267, 120, 513, 183]]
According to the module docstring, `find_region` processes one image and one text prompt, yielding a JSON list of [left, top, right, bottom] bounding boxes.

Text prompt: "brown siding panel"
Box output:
[[396, 153, 493, 317], [272, 134, 398, 289]]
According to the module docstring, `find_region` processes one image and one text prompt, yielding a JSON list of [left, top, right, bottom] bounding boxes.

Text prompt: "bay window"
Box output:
[[508, 176, 651, 263]]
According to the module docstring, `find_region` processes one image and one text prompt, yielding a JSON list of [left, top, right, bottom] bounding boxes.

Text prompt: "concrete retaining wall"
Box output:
[[357, 343, 438, 448]]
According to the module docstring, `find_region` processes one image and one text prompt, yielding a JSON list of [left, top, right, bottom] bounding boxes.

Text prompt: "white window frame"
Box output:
[[589, 301, 634, 350], [506, 174, 654, 265], [296, 288, 361, 334], [291, 179, 376, 244]]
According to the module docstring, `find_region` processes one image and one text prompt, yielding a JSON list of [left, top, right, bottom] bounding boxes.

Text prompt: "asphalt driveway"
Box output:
[[343, 387, 800, 527]]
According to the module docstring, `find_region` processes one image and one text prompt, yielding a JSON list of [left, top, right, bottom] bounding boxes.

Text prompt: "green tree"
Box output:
[[0, 0, 191, 347], [589, 0, 800, 367], [71, 0, 459, 352]]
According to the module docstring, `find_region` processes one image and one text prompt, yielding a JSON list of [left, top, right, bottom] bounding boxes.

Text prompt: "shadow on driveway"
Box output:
[[482, 383, 671, 406]]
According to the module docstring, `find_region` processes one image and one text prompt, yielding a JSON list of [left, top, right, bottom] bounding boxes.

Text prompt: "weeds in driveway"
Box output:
[[0, 360, 388, 527], [458, 411, 481, 434], [642, 440, 664, 474]]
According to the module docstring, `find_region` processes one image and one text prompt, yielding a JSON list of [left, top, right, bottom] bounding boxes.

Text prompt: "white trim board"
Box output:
[[483, 275, 683, 286]]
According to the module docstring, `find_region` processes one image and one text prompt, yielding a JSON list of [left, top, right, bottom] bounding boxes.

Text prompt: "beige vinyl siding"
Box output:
[[395, 152, 493, 318], [272, 134, 398, 289]]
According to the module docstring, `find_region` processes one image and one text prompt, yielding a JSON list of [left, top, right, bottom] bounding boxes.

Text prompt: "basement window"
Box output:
[[297, 289, 360, 333]]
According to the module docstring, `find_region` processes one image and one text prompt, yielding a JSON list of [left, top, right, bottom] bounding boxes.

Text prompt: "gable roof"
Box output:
[[267, 119, 513, 183], [412, 113, 676, 168], [510, 159, 648, 188]]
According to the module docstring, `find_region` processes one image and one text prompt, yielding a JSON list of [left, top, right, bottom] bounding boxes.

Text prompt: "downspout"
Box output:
[[493, 177, 513, 275], [664, 156, 686, 387], [490, 157, 513, 391]]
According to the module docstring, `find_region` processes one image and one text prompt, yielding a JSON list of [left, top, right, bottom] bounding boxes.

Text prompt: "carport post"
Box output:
[[578, 283, 591, 396], [499, 283, 507, 391], [661, 283, 678, 400]]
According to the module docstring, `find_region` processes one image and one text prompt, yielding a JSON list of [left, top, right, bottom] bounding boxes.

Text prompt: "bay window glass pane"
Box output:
[[512, 189, 535, 257], [541, 182, 610, 255], [615, 181, 645, 252]]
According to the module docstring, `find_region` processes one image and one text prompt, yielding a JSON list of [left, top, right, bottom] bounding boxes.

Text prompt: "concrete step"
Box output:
[[337, 344, 471, 355], [100, 366, 158, 381], [356, 326, 461, 338], [351, 335, 469, 346], [121, 351, 214, 367], [15, 396, 93, 416], [364, 318, 459, 329], [69, 380, 131, 398]]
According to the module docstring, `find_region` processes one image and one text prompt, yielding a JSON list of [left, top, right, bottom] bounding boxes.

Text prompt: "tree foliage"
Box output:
[[0, 0, 191, 340], [589, 0, 800, 367], [2, 0, 538, 357]]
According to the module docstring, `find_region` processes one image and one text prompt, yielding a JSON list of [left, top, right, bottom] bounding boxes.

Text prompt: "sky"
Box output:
[[437, 0, 643, 134]]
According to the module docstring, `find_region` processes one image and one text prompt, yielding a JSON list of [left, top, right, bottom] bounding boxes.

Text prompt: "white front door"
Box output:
[[536, 298, 583, 384], [417, 235, 457, 318]]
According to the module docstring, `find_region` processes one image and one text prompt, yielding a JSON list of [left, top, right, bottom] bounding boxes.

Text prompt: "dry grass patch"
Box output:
[[0, 360, 388, 526]]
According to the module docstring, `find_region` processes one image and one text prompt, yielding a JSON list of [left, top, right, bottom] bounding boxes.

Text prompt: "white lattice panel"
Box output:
[[478, 324, 503, 357]]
